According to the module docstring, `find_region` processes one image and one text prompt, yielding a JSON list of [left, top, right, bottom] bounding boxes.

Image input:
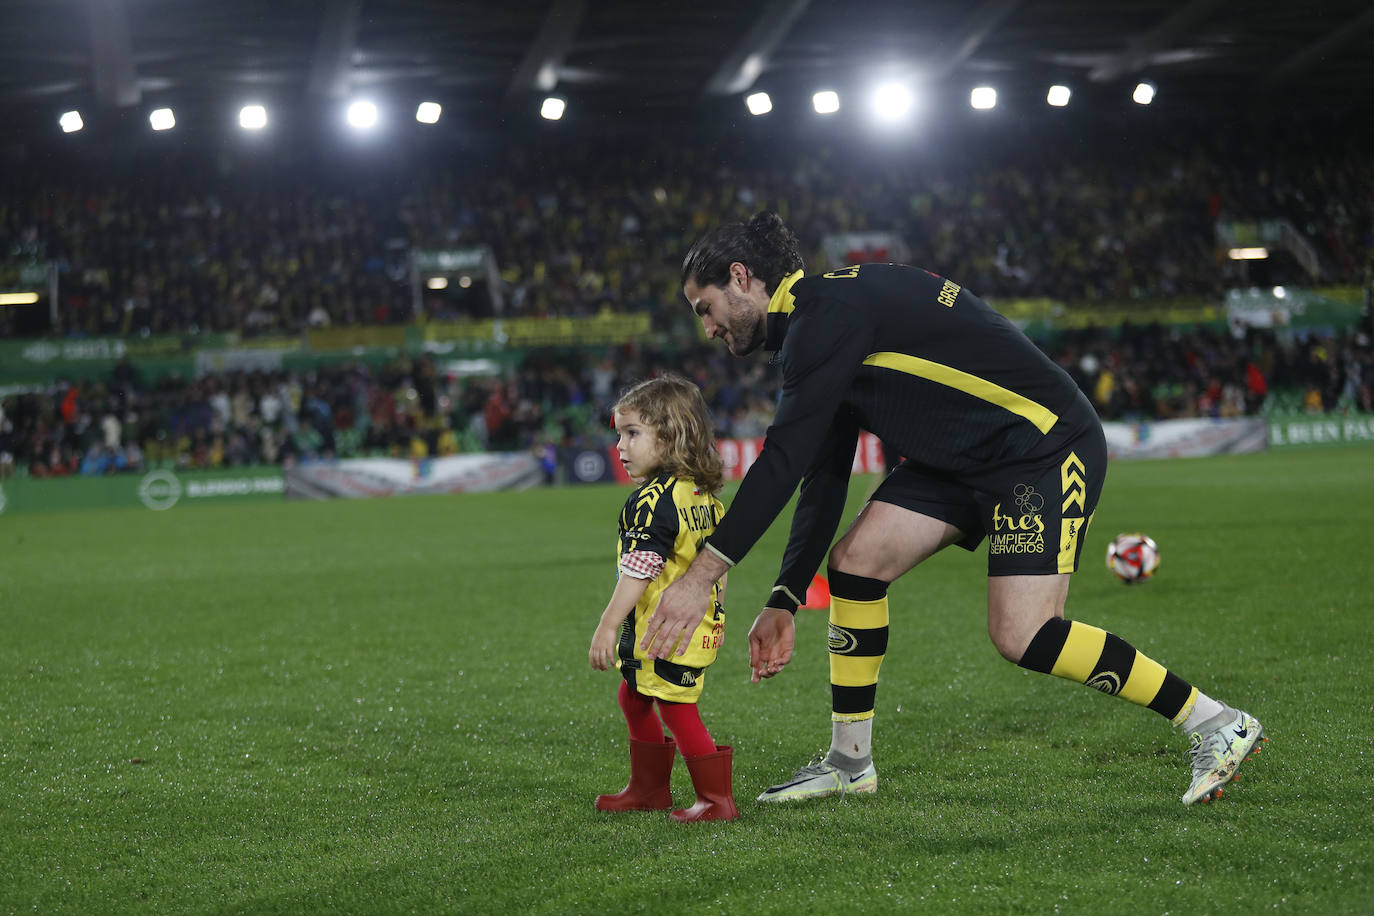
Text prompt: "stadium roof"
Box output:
[[2, 0, 1371, 137]]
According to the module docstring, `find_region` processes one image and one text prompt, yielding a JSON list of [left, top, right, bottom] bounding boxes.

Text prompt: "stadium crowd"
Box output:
[[2, 322, 1370, 480], [1, 122, 1370, 339], [3, 122, 1371, 478]]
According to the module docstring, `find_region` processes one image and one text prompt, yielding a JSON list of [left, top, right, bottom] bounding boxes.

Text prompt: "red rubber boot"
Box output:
[[670, 745, 740, 822], [595, 738, 676, 811]]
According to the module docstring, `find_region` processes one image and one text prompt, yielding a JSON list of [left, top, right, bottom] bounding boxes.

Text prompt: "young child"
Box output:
[[589, 375, 738, 822]]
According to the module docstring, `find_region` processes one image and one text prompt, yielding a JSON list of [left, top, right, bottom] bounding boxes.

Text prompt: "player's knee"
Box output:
[[987, 614, 1044, 663], [827, 536, 857, 575], [988, 627, 1025, 663]]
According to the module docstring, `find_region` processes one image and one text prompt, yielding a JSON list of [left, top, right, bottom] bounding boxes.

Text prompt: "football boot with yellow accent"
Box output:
[[1182, 707, 1266, 806]]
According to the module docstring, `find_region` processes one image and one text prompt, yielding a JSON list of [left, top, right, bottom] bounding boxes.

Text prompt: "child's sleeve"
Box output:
[[617, 480, 679, 580]]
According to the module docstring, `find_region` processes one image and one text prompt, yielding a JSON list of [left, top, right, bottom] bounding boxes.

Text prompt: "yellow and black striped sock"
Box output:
[[827, 569, 889, 724], [1018, 618, 1198, 724]]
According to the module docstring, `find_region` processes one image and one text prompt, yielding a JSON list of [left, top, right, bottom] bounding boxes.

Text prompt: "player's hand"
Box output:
[[640, 576, 711, 659], [589, 626, 617, 671], [748, 607, 795, 683]]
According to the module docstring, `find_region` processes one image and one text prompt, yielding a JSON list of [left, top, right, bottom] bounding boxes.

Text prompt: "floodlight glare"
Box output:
[[59, 110, 83, 133], [1272, 286, 1287, 298], [970, 87, 997, 110], [458, 275, 473, 289], [346, 100, 379, 128], [149, 108, 175, 131], [1132, 82, 1155, 105], [416, 101, 442, 124], [239, 104, 268, 130], [870, 83, 911, 120], [745, 92, 772, 116], [1047, 85, 1071, 107], [426, 277, 449, 290], [540, 96, 566, 120], [812, 90, 840, 115], [1228, 247, 1269, 260], [0, 292, 40, 306]]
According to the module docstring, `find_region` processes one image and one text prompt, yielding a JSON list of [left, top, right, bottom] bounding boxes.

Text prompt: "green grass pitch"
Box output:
[[3, 446, 1372, 914]]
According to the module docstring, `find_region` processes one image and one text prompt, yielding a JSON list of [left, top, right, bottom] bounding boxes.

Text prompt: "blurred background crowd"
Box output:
[[1, 124, 1371, 478], [3, 322, 1370, 480], [2, 123, 1370, 339]]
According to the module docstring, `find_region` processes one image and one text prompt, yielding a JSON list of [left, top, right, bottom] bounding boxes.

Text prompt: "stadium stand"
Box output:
[[2, 128, 1371, 477]]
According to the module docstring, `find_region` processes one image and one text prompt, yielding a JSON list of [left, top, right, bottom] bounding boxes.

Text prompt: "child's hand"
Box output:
[[589, 625, 618, 671]]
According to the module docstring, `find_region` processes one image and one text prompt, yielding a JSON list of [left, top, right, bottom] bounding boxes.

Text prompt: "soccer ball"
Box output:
[[1106, 533, 1160, 584]]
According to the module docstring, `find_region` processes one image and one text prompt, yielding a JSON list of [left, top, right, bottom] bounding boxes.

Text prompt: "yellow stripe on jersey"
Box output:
[[767, 270, 805, 315], [633, 478, 668, 522], [862, 351, 1059, 434], [1049, 621, 1106, 682]]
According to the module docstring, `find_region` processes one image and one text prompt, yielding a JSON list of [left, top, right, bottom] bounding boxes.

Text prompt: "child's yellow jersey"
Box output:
[[615, 473, 725, 703]]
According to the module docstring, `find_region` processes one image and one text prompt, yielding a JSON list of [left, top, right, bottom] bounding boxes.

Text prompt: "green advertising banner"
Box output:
[[0, 335, 197, 384], [995, 296, 1228, 339], [419, 312, 652, 350], [0, 467, 285, 515], [1267, 413, 1374, 448]]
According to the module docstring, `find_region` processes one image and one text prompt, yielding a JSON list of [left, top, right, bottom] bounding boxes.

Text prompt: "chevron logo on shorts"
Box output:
[[1061, 452, 1086, 513]]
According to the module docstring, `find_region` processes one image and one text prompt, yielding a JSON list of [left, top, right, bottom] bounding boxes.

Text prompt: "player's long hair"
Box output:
[[614, 375, 724, 494], [681, 210, 805, 295]]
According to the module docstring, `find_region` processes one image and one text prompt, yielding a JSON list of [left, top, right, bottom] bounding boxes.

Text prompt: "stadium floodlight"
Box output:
[[812, 90, 840, 115], [0, 292, 40, 306], [1228, 247, 1269, 260], [745, 92, 772, 116], [1272, 286, 1287, 298], [149, 108, 175, 131], [239, 104, 268, 130], [59, 110, 83, 133], [1047, 85, 1071, 107], [426, 277, 449, 290], [416, 101, 442, 124], [970, 86, 997, 110], [870, 82, 911, 121], [1132, 82, 1156, 105], [540, 96, 566, 120], [346, 100, 379, 128]]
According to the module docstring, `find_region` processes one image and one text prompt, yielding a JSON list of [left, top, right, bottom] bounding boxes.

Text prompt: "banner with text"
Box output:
[[1102, 418, 1268, 460], [1267, 413, 1374, 448], [284, 453, 542, 499], [0, 467, 285, 515]]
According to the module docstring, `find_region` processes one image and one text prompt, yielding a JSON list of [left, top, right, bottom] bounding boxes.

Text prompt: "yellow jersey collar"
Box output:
[[767, 270, 804, 315]]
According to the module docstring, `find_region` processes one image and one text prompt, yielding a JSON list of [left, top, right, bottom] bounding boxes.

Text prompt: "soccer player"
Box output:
[[588, 375, 739, 822], [639, 212, 1265, 807]]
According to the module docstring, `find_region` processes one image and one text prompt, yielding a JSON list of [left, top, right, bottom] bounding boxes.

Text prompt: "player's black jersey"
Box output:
[[702, 263, 1098, 605]]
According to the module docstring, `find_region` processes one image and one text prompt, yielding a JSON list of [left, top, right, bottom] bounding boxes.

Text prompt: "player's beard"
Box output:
[[721, 285, 765, 356]]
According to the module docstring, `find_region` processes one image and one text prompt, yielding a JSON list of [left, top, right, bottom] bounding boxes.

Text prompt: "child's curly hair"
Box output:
[[614, 374, 724, 494]]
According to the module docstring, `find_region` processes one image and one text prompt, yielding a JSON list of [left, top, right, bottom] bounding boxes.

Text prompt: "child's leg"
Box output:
[[656, 699, 715, 757], [596, 682, 675, 812], [618, 681, 666, 743], [658, 699, 738, 822]]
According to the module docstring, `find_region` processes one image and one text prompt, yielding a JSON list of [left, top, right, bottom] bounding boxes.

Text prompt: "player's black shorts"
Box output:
[[869, 421, 1107, 576]]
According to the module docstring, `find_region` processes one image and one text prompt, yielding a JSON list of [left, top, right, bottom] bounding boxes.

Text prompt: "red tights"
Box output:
[[616, 681, 715, 757]]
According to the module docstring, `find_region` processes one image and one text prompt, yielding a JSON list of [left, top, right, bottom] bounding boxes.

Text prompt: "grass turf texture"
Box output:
[[2, 446, 1372, 914]]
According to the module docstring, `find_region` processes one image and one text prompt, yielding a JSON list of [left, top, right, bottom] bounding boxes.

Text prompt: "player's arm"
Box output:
[[589, 574, 652, 671], [766, 408, 861, 614], [643, 296, 873, 660], [747, 411, 858, 682], [704, 296, 874, 569]]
